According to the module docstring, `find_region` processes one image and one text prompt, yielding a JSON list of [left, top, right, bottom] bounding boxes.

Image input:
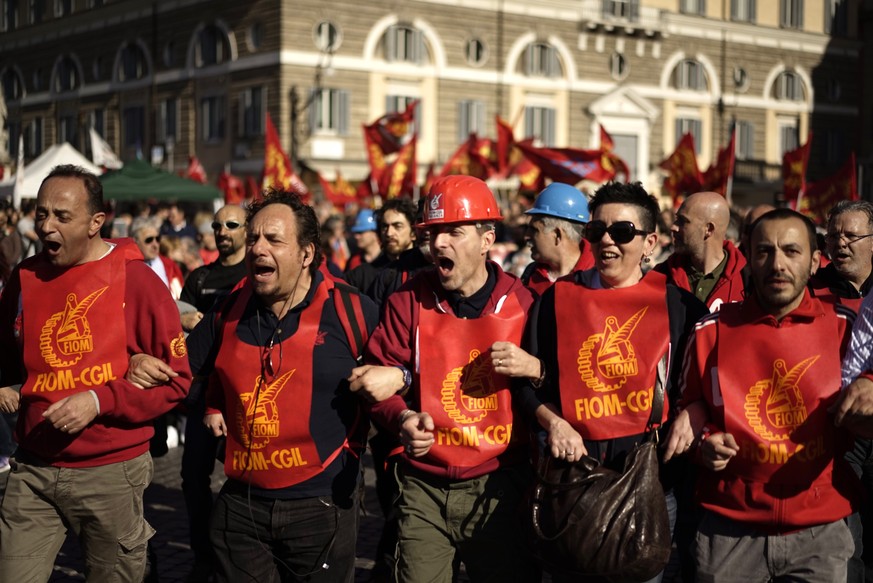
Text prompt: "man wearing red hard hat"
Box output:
[[349, 175, 539, 582]]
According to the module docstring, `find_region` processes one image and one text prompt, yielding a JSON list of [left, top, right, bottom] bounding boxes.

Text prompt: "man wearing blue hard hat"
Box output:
[[346, 209, 382, 272], [521, 183, 595, 295]]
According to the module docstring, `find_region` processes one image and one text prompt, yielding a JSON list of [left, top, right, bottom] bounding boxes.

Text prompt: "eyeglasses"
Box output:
[[212, 220, 244, 231], [261, 332, 283, 382], [584, 221, 649, 245], [825, 232, 873, 246], [143, 235, 161, 244]]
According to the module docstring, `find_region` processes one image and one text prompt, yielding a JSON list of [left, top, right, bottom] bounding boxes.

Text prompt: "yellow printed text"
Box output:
[[32, 363, 117, 393]]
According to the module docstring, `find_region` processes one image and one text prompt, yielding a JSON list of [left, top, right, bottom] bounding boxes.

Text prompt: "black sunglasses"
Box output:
[[212, 220, 243, 231], [585, 221, 649, 245], [143, 235, 161, 244]]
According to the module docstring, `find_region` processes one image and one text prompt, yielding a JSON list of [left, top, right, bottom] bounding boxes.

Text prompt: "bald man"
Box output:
[[740, 203, 776, 260], [655, 191, 746, 311]]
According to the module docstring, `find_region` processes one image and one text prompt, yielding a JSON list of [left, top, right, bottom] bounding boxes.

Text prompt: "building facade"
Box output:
[[0, 0, 867, 205]]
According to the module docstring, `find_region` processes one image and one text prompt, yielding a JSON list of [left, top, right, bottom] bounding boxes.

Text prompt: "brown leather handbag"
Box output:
[[530, 380, 671, 582]]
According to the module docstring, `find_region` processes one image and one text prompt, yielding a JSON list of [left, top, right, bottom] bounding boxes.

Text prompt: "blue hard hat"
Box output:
[[350, 209, 377, 233], [525, 183, 589, 223]]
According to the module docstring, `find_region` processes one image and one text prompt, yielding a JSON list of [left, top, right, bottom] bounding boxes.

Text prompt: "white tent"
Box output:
[[0, 142, 103, 202]]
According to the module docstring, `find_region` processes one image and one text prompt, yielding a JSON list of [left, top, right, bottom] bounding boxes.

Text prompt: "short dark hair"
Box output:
[[247, 189, 322, 276], [827, 200, 873, 231], [751, 208, 818, 253], [588, 182, 660, 234], [376, 198, 417, 230], [43, 164, 104, 214]]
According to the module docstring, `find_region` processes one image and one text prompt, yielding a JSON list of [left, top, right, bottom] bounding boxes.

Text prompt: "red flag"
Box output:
[[380, 137, 417, 199], [218, 169, 246, 205], [356, 173, 376, 202], [783, 133, 812, 208], [246, 175, 261, 201], [512, 156, 545, 192], [659, 133, 703, 206], [364, 101, 418, 183], [186, 155, 207, 184], [318, 169, 360, 210], [599, 125, 630, 182], [702, 130, 736, 196], [263, 112, 309, 198], [422, 162, 436, 194], [600, 125, 615, 151], [516, 139, 617, 185], [798, 153, 857, 225], [438, 134, 494, 180], [496, 116, 515, 176]]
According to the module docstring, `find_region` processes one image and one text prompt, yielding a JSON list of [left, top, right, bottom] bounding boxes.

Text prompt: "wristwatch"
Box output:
[[395, 365, 412, 394]]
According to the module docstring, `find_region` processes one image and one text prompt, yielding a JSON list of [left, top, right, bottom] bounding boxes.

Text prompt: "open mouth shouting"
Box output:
[[252, 261, 276, 283], [436, 255, 455, 278]]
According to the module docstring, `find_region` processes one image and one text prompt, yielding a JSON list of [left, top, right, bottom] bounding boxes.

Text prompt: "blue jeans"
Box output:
[[210, 484, 358, 583]]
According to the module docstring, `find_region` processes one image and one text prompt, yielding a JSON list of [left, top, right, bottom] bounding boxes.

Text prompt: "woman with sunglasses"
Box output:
[[518, 182, 708, 582]]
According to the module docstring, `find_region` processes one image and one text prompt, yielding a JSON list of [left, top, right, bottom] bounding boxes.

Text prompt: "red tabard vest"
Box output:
[[554, 271, 671, 440], [717, 304, 845, 485], [18, 250, 128, 458], [417, 292, 526, 468], [214, 281, 347, 489]]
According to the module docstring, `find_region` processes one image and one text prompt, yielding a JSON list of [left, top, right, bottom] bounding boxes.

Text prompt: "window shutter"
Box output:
[[413, 29, 424, 64], [338, 90, 349, 135], [308, 88, 319, 134], [386, 26, 396, 62], [458, 101, 469, 143]]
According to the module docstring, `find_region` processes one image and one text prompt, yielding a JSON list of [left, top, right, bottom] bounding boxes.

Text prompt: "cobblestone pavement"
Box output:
[[0, 445, 390, 582]]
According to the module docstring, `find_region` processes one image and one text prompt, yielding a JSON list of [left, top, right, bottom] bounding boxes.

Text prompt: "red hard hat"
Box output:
[[420, 175, 503, 226]]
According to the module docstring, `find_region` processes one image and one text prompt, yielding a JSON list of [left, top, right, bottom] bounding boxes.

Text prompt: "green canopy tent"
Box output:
[[100, 159, 222, 202]]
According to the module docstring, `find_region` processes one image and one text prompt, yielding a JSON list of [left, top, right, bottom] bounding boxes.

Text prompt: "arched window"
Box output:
[[384, 24, 424, 64], [117, 43, 149, 82], [523, 42, 561, 78], [673, 59, 707, 91], [774, 71, 804, 101], [195, 24, 230, 67], [53, 55, 81, 92], [1, 68, 24, 101]]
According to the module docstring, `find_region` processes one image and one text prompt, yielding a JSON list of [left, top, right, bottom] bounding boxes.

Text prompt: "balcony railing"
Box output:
[[579, 0, 664, 34], [734, 159, 782, 183]]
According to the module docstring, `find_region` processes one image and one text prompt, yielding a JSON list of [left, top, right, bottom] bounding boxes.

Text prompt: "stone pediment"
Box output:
[[588, 87, 659, 121]]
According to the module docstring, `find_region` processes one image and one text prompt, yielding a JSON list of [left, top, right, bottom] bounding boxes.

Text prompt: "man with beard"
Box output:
[[656, 191, 746, 311], [810, 200, 873, 311], [179, 205, 248, 332], [194, 190, 377, 582], [521, 183, 594, 296], [669, 208, 860, 582], [0, 165, 190, 581], [346, 199, 418, 297]]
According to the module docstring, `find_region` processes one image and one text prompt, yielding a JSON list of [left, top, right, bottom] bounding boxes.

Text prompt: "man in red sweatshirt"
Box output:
[[0, 165, 191, 581], [656, 190, 746, 311], [349, 175, 539, 582], [672, 208, 859, 581]]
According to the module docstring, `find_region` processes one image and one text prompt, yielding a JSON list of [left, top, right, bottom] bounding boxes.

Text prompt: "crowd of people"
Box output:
[[0, 164, 873, 583]]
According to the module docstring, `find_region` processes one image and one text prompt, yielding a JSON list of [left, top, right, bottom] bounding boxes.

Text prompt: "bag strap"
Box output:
[[645, 351, 668, 435], [331, 282, 369, 364]]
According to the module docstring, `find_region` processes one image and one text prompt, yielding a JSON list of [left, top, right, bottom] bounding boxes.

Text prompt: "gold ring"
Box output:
[[63, 424, 68, 431], [497, 359, 503, 367]]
